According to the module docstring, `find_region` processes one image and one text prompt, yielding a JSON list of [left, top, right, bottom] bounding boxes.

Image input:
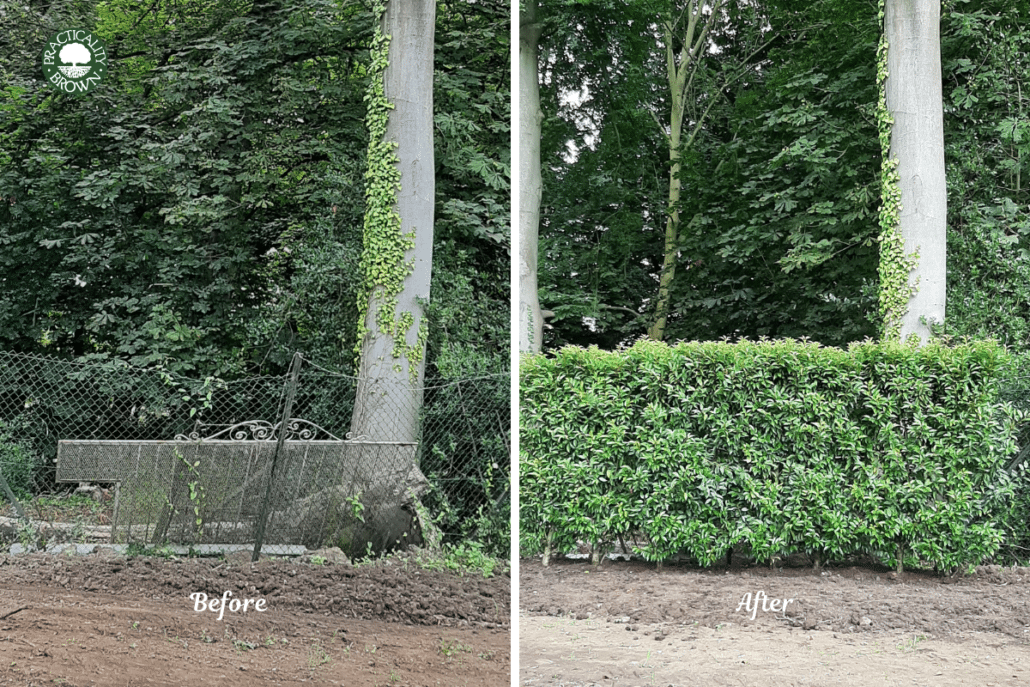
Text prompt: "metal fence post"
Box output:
[[252, 352, 302, 561], [0, 470, 28, 522]]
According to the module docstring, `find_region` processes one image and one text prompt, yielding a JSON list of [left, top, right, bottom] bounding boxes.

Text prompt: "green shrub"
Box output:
[[0, 418, 43, 500], [520, 338, 1020, 571], [420, 347, 510, 557], [997, 461, 1030, 565]]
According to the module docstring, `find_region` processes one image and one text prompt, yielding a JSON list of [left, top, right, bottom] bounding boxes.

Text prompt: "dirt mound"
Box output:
[[0, 552, 509, 628], [520, 556, 1030, 639], [0, 553, 510, 686]]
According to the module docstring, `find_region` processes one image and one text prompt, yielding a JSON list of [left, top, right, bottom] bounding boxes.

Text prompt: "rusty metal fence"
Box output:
[[0, 350, 510, 559]]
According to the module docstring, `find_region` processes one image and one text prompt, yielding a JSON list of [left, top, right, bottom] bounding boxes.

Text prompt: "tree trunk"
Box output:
[[648, 1, 724, 342], [352, 0, 435, 443], [885, 0, 946, 342], [519, 1, 544, 354], [648, 18, 685, 342]]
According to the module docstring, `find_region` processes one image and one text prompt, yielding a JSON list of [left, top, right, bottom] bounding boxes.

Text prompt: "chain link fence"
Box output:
[[0, 351, 509, 560]]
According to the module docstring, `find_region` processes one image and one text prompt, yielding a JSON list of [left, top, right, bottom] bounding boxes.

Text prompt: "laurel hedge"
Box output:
[[520, 338, 1022, 571]]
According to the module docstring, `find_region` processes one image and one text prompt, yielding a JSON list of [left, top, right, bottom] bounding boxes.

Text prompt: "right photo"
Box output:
[[518, 1, 1030, 685]]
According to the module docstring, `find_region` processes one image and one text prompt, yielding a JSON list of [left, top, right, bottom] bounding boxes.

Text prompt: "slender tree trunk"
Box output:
[[649, 19, 685, 341], [885, 0, 946, 342], [352, 0, 435, 443], [648, 1, 724, 342], [519, 1, 544, 354]]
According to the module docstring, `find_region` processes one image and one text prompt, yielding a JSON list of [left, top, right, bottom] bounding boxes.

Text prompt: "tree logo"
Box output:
[[41, 30, 108, 96]]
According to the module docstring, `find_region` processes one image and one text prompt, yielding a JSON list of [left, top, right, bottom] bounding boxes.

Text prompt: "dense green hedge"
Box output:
[[520, 339, 1022, 571]]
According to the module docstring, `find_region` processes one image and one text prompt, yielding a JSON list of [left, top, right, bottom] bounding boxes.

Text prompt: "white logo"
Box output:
[[41, 30, 108, 96], [58, 43, 93, 78]]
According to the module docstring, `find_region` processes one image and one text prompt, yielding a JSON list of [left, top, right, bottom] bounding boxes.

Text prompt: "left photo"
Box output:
[[0, 1, 511, 684]]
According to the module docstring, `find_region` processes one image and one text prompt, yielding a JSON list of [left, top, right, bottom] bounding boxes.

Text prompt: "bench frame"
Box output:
[[57, 418, 421, 555]]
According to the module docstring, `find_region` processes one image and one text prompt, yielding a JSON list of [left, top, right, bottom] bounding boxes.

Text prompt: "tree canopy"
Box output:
[[0, 0, 509, 379], [535, 0, 1030, 352]]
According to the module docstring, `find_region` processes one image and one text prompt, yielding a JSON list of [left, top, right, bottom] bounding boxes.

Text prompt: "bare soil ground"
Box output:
[[0, 552, 510, 686], [520, 556, 1030, 686]]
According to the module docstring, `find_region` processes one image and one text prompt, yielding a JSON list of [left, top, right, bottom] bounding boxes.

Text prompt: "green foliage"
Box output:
[[440, 541, 503, 578], [346, 491, 365, 523], [0, 0, 372, 377], [0, 349, 263, 457], [354, 0, 420, 378], [672, 4, 881, 346], [521, 338, 1020, 571], [997, 461, 1030, 565], [531, 0, 1030, 565], [1, 1, 509, 381], [126, 542, 187, 558], [368, 541, 508, 578], [539, 0, 883, 349], [928, 2, 1030, 553], [434, 1, 510, 252], [939, 1, 1030, 348], [539, 0, 1030, 352], [420, 363, 510, 557], [876, 0, 915, 340], [1, 1, 509, 559], [355, 1, 510, 382], [427, 0, 510, 370], [536, 0, 683, 348], [175, 451, 206, 538], [0, 418, 43, 499]]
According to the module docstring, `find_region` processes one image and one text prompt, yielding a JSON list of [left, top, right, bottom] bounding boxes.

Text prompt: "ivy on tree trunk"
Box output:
[[879, 0, 947, 343], [352, 0, 436, 443]]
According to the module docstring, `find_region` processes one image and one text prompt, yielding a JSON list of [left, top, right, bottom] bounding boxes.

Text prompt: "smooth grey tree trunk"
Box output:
[[352, 0, 435, 443], [519, 1, 544, 354], [885, 0, 946, 342]]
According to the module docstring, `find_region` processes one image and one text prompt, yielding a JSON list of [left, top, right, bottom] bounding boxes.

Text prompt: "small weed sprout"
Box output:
[[232, 639, 255, 652], [308, 642, 331, 674], [439, 639, 471, 657], [346, 491, 365, 523], [175, 451, 205, 540]]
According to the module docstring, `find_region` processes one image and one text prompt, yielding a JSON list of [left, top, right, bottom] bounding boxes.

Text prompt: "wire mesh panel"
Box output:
[[56, 434, 420, 558], [0, 350, 510, 558], [263, 441, 424, 554], [418, 375, 510, 553]]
